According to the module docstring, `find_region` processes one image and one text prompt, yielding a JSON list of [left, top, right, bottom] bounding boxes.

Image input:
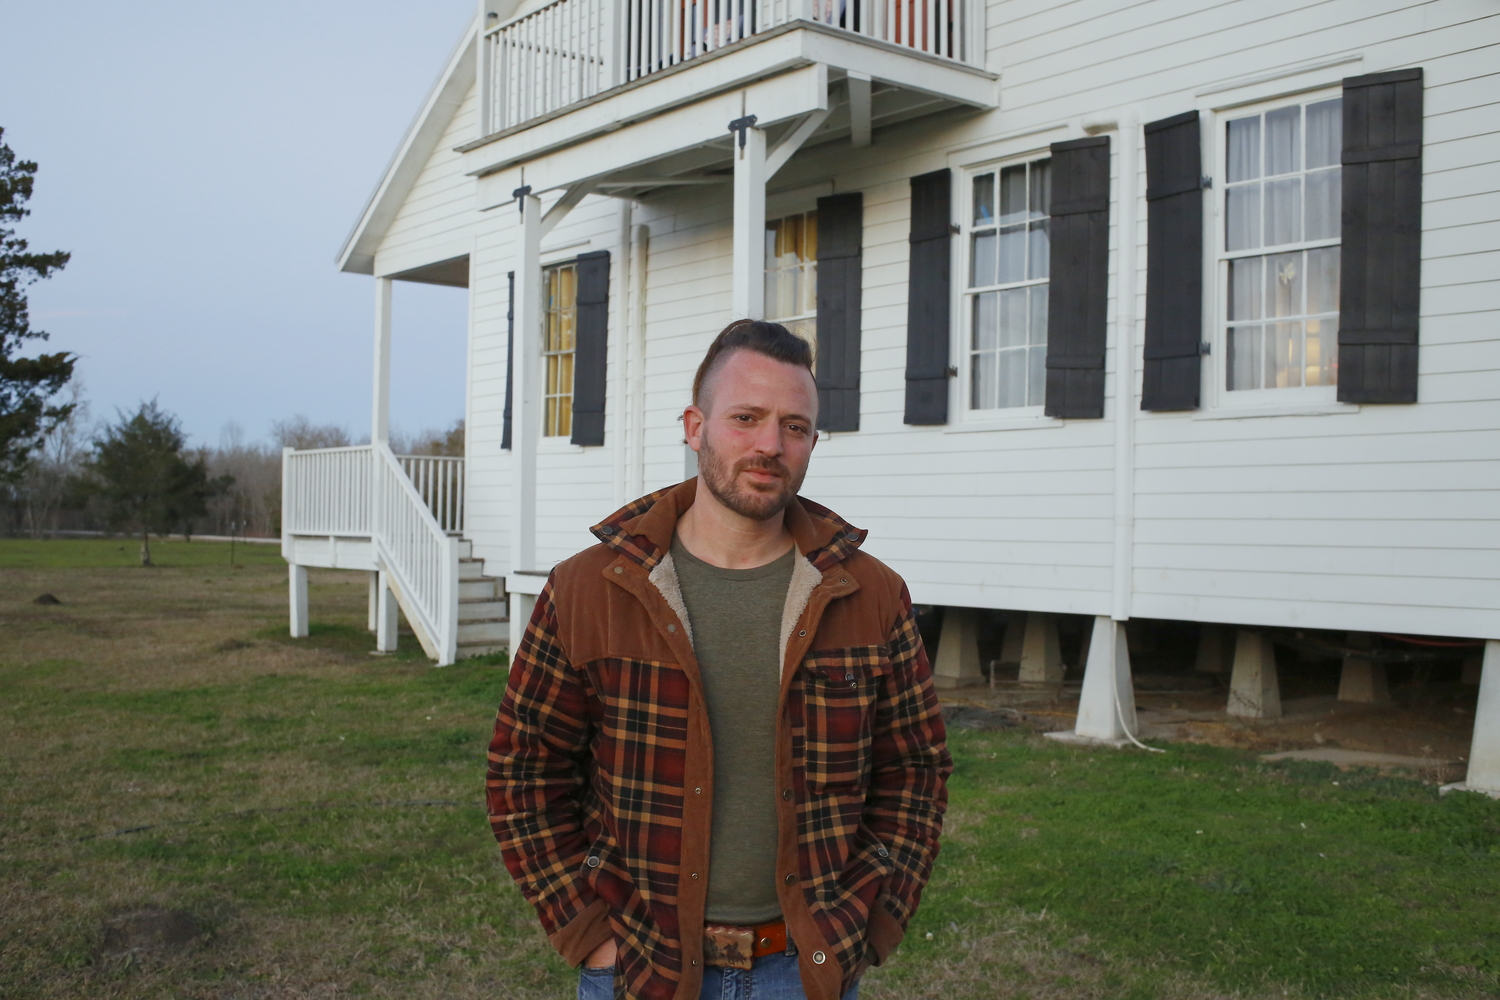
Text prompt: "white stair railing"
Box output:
[[397, 455, 466, 533], [371, 442, 460, 665]]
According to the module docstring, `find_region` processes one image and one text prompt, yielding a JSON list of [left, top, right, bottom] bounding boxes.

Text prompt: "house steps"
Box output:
[[456, 546, 508, 661]]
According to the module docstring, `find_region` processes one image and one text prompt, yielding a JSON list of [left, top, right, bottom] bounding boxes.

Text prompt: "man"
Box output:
[[488, 320, 951, 1000]]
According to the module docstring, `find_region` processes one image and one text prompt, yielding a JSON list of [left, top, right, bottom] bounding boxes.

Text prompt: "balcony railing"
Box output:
[[482, 0, 978, 135]]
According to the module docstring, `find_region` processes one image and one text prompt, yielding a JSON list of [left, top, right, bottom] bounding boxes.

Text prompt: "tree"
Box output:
[[82, 401, 225, 566], [16, 380, 88, 536], [271, 414, 353, 451], [1, 128, 73, 482]]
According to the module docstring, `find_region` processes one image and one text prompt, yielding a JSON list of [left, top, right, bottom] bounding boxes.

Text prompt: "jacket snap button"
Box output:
[[784, 873, 795, 884], [690, 872, 699, 879], [841, 578, 848, 584], [782, 788, 792, 800], [877, 847, 890, 858], [613, 566, 623, 574], [586, 856, 601, 868], [691, 959, 699, 967], [694, 787, 703, 795], [601, 526, 614, 534], [798, 629, 806, 637], [812, 951, 827, 965], [668, 624, 677, 633]]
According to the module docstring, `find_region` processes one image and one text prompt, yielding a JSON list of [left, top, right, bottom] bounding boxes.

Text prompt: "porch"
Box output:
[[280, 445, 506, 666]]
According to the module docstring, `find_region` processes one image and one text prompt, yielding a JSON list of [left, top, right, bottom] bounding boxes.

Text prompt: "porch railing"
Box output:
[[281, 445, 463, 665], [371, 443, 459, 665], [397, 455, 465, 534], [483, 0, 979, 134]]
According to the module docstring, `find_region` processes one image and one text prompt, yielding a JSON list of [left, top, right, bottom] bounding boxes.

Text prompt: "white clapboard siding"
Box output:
[[350, 0, 1499, 639]]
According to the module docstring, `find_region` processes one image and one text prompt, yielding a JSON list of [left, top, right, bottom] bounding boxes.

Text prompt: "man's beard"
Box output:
[[696, 430, 804, 521]]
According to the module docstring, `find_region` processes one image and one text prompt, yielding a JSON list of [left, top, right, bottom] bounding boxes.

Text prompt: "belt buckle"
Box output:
[[703, 924, 755, 970]]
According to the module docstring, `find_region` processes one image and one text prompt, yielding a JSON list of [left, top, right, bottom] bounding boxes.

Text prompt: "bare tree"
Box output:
[[271, 414, 354, 451], [18, 382, 89, 536]]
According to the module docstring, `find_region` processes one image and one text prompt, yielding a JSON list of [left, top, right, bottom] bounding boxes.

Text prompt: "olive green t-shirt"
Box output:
[[670, 534, 795, 925]]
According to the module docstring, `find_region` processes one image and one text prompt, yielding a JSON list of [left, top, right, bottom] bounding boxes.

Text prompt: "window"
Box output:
[[1221, 95, 1342, 393], [542, 262, 576, 437], [765, 211, 817, 344], [966, 158, 1051, 410]]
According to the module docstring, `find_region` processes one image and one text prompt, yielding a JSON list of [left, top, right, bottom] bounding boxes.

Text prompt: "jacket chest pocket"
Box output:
[[798, 646, 891, 794]]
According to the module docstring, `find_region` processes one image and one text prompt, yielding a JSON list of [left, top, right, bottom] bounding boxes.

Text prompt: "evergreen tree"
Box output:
[[1, 128, 73, 482], [82, 401, 225, 566]]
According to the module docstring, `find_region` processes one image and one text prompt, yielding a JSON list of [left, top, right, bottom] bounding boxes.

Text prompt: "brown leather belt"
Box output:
[[702, 919, 787, 969]]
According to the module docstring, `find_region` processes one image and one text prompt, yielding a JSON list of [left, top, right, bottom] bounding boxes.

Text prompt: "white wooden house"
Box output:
[[281, 0, 1500, 793]]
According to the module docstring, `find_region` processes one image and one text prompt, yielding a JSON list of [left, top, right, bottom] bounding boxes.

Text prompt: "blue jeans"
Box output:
[[578, 952, 860, 1000]]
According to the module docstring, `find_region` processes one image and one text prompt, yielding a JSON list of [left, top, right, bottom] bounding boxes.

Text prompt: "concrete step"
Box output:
[[460, 578, 502, 600], [459, 599, 508, 622], [459, 557, 487, 581], [458, 619, 508, 644]]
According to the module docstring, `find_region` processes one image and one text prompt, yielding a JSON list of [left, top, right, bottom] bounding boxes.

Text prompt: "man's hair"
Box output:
[[691, 319, 814, 408]]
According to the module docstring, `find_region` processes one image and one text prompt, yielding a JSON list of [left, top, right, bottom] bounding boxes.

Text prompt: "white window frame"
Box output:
[[541, 260, 577, 439], [1207, 85, 1347, 413], [955, 152, 1054, 426], [764, 208, 819, 350]]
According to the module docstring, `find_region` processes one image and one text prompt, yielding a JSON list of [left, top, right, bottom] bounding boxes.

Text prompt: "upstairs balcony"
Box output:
[[465, 0, 995, 191]]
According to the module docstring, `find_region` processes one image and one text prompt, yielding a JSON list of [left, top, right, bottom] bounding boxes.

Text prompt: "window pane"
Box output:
[[1228, 256, 1262, 320], [1266, 251, 1303, 318], [1226, 184, 1260, 251], [1029, 284, 1049, 346], [971, 292, 998, 352], [999, 288, 1029, 347], [1305, 168, 1340, 241], [997, 350, 1027, 408], [1027, 344, 1046, 405], [764, 268, 783, 319], [1029, 159, 1051, 218], [1028, 219, 1050, 280], [799, 260, 818, 316], [971, 230, 997, 287], [1226, 116, 1261, 182], [803, 211, 817, 260], [1305, 98, 1342, 170], [998, 224, 1027, 284], [1266, 105, 1301, 176], [765, 221, 779, 262], [1305, 316, 1338, 385], [973, 173, 995, 226], [999, 164, 1028, 225], [1228, 325, 1261, 390], [971, 350, 998, 409], [559, 352, 574, 397], [1306, 246, 1340, 315], [1267, 320, 1302, 388], [1264, 177, 1301, 246]]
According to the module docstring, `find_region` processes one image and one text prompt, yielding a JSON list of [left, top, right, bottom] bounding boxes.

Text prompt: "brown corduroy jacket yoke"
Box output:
[[487, 481, 952, 1000]]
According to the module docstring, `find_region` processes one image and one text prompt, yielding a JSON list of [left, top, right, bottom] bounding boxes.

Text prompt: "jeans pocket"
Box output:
[[578, 964, 614, 1000]]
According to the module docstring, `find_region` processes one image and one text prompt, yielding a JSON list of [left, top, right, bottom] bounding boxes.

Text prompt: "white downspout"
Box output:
[[1083, 108, 1141, 624]]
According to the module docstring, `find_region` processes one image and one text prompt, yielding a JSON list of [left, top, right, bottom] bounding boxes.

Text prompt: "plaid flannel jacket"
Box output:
[[487, 480, 951, 1000]]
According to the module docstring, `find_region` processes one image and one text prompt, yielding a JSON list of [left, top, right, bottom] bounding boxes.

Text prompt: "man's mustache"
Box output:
[[735, 456, 790, 480]]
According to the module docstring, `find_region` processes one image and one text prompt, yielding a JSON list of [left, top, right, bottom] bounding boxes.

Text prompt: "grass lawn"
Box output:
[[1, 538, 1497, 999]]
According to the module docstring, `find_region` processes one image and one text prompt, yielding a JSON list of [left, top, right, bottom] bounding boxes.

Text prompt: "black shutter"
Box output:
[[501, 270, 514, 450], [570, 250, 610, 446], [1142, 110, 1204, 411], [905, 169, 952, 424], [816, 192, 863, 432], [1045, 136, 1111, 419], [1339, 68, 1423, 404]]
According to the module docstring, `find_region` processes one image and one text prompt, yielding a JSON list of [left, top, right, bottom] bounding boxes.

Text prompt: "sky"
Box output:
[[1, 1, 476, 449]]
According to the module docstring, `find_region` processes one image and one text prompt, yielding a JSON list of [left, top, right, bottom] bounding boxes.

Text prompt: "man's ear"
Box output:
[[682, 405, 705, 453]]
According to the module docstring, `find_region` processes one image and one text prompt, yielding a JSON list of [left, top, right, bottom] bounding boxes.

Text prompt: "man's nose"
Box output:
[[749, 418, 784, 455]]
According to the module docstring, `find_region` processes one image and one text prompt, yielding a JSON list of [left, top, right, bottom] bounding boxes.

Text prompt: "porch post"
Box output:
[[510, 190, 543, 574], [367, 570, 379, 632], [731, 120, 767, 319], [372, 276, 393, 445], [376, 571, 399, 652], [289, 564, 309, 638]]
